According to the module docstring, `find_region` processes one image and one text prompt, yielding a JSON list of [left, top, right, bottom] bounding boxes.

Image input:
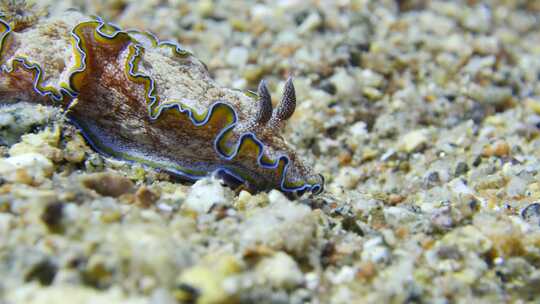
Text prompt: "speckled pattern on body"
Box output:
[[1, 0, 540, 304]]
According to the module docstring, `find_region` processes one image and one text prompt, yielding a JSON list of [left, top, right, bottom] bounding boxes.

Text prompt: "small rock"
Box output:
[[81, 172, 134, 197], [298, 12, 322, 34], [473, 173, 506, 191], [239, 191, 316, 255], [525, 98, 540, 115], [454, 162, 469, 177], [463, 56, 495, 75], [243, 64, 265, 83], [184, 177, 233, 214], [330, 68, 357, 97], [437, 225, 492, 255], [362, 87, 383, 101], [383, 206, 419, 227], [256, 252, 304, 289], [25, 259, 58, 286], [0, 104, 57, 146], [356, 261, 377, 282], [430, 206, 454, 231], [462, 5, 491, 33], [506, 176, 528, 198], [482, 140, 510, 158], [226, 46, 249, 67], [356, 69, 384, 88], [349, 121, 368, 137], [41, 202, 65, 232], [318, 80, 337, 95], [64, 134, 87, 163], [334, 167, 362, 190], [467, 84, 512, 107], [493, 140, 511, 157], [197, 0, 214, 18], [0, 213, 13, 234], [399, 129, 429, 153], [0, 153, 54, 184], [135, 186, 160, 208], [474, 213, 525, 258], [176, 255, 240, 304], [361, 237, 391, 264], [82, 255, 114, 288], [150, 288, 176, 304], [328, 266, 357, 285], [423, 171, 441, 189], [9, 127, 63, 161]]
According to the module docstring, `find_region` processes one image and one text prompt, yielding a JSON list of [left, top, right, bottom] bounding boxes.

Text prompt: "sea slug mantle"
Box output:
[[0, 10, 324, 196]]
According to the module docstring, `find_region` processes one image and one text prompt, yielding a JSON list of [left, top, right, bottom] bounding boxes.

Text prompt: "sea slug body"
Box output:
[[0, 10, 324, 196]]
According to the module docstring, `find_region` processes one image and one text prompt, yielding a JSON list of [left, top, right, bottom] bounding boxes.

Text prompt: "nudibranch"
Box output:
[[0, 10, 324, 195]]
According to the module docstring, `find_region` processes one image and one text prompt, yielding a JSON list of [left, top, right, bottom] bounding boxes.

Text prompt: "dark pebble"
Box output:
[[41, 202, 65, 233], [25, 259, 57, 285], [521, 203, 540, 226], [454, 162, 469, 177]]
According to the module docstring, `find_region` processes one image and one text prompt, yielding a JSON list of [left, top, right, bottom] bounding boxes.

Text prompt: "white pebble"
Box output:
[[184, 178, 233, 213], [256, 252, 304, 288]]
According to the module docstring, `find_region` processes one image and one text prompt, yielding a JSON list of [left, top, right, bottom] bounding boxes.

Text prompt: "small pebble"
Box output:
[[184, 177, 233, 213], [226, 46, 249, 67], [454, 162, 469, 177], [399, 129, 429, 153], [135, 186, 159, 208], [41, 202, 65, 232], [25, 259, 58, 286], [482, 140, 510, 158], [80, 172, 134, 197], [256, 252, 304, 289]]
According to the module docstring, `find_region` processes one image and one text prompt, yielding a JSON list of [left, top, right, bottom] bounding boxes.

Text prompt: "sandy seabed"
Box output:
[[1, 0, 540, 303]]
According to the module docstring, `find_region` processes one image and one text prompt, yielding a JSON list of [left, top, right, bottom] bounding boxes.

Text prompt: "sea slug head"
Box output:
[[242, 78, 325, 196], [279, 150, 325, 197]]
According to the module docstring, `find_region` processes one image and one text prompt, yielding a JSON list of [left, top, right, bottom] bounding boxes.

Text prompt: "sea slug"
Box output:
[[0, 9, 324, 196]]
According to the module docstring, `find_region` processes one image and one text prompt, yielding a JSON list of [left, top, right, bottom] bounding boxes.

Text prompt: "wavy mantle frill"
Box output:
[[0, 12, 323, 195]]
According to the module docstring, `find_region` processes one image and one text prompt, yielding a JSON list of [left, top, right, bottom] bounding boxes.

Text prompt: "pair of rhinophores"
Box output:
[[0, 9, 324, 196]]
